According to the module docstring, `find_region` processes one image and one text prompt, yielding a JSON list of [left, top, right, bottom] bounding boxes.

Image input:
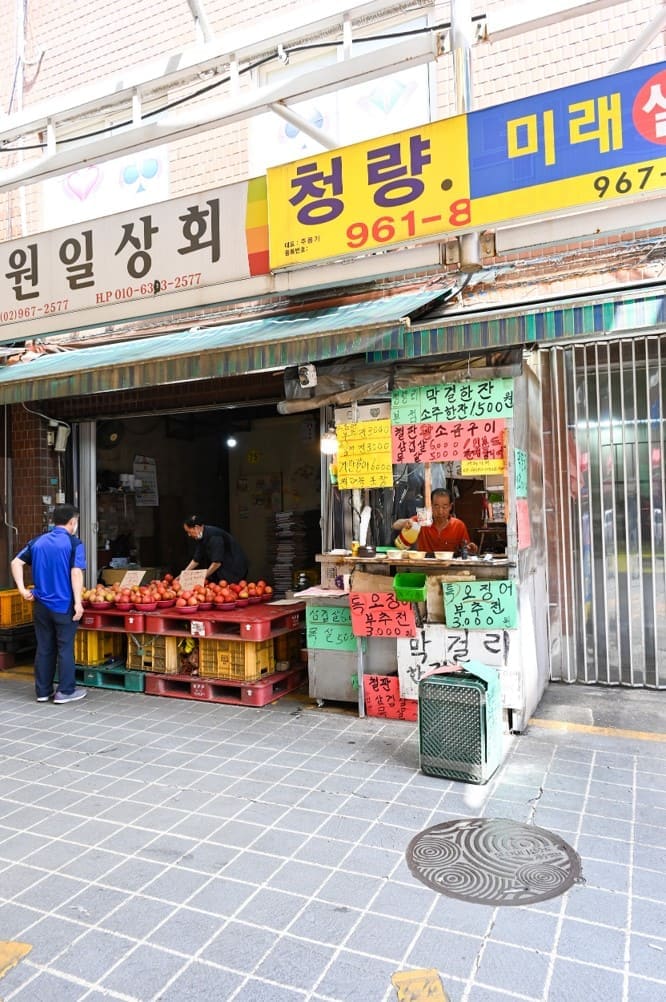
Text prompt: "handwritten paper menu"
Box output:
[[306, 604, 357, 652], [391, 378, 513, 464], [349, 591, 416, 638], [336, 419, 393, 489], [363, 674, 417, 721], [397, 625, 511, 700], [443, 580, 518, 630], [392, 418, 506, 464]]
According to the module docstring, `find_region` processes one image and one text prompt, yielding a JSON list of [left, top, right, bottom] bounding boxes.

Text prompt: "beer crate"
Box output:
[[198, 637, 275, 682], [0, 589, 33, 627], [126, 634, 180, 674], [75, 630, 126, 667]]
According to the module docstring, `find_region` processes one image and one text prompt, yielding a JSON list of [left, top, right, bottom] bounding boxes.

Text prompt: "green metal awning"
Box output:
[[0, 289, 446, 404], [3, 283, 663, 405]]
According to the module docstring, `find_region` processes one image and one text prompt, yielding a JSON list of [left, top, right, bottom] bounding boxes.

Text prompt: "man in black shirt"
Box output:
[[182, 514, 248, 583]]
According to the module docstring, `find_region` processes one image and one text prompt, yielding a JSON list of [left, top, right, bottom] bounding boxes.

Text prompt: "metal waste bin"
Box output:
[[418, 662, 503, 784]]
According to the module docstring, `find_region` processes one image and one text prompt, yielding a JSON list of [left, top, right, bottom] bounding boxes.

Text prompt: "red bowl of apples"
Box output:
[[173, 603, 198, 614], [156, 599, 176, 608], [215, 601, 236, 610], [133, 602, 158, 612]]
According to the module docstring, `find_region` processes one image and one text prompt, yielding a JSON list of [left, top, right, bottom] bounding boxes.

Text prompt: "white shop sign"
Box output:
[[0, 178, 264, 340], [397, 624, 513, 700]]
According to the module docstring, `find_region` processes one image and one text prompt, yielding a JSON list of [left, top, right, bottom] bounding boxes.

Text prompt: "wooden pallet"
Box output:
[[145, 666, 306, 706]]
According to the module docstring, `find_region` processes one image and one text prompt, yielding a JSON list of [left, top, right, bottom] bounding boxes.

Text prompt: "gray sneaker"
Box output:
[[53, 688, 87, 704]]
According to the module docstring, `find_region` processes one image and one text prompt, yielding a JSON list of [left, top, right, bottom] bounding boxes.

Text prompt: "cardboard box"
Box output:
[[100, 567, 160, 586]]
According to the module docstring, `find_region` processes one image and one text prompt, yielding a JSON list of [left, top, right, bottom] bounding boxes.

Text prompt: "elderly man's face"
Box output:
[[184, 524, 203, 540]]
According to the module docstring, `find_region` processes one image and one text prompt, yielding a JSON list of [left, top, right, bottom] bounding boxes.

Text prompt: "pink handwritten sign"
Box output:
[[349, 591, 416, 638], [363, 674, 418, 721], [392, 419, 506, 464], [516, 497, 531, 550]]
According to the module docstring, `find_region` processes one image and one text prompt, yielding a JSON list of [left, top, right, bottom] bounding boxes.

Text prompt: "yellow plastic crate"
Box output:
[[75, 630, 126, 666], [199, 637, 275, 682], [127, 634, 180, 674], [0, 589, 33, 627]]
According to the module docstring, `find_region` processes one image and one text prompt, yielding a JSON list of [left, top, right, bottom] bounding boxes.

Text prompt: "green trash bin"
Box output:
[[418, 662, 503, 784]]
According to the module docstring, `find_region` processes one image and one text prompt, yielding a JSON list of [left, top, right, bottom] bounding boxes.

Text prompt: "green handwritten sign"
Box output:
[[443, 580, 518, 630], [392, 378, 514, 425], [306, 604, 356, 650], [306, 605, 351, 626], [515, 448, 528, 497]]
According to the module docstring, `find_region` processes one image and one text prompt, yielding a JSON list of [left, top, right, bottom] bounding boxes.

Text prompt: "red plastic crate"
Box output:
[[145, 666, 306, 706], [81, 610, 145, 633], [144, 603, 304, 642]]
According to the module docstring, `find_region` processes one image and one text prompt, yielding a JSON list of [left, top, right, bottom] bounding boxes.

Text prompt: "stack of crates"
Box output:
[[0, 589, 33, 627], [418, 662, 503, 784], [126, 634, 181, 673], [198, 637, 275, 682], [0, 588, 36, 668], [75, 630, 126, 667]]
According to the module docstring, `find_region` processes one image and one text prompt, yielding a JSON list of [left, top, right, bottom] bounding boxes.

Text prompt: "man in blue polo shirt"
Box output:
[[11, 503, 87, 704]]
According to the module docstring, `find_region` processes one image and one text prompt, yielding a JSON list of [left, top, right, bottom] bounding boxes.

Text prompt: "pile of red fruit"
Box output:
[[83, 574, 272, 609]]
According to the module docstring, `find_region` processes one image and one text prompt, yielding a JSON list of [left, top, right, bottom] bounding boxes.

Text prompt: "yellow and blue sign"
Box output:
[[267, 61, 666, 268]]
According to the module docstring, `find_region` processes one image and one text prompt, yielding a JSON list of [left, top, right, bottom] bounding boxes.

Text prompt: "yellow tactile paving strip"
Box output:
[[0, 942, 32, 979], [529, 716, 666, 742]]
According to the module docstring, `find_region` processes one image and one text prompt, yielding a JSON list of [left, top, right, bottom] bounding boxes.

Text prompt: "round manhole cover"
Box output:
[[406, 817, 583, 906]]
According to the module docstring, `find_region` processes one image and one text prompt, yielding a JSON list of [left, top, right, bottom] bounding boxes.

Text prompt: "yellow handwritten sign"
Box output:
[[461, 458, 506, 475], [337, 419, 393, 489]]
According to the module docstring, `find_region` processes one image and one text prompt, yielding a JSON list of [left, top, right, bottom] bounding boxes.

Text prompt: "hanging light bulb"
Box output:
[[320, 427, 338, 455]]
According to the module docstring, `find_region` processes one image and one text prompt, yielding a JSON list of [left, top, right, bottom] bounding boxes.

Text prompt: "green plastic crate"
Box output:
[[418, 662, 503, 784], [393, 572, 427, 602]]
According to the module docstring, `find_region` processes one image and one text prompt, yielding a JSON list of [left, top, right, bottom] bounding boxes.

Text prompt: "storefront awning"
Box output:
[[0, 289, 446, 405]]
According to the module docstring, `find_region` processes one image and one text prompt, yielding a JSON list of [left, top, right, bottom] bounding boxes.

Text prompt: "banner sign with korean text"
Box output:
[[443, 580, 518, 630], [267, 62, 666, 268], [349, 591, 416, 638], [336, 418, 394, 489], [0, 177, 269, 340], [306, 603, 357, 651], [397, 624, 512, 699], [391, 378, 511, 464]]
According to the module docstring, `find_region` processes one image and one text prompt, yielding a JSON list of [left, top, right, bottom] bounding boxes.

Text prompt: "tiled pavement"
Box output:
[[0, 667, 665, 1002]]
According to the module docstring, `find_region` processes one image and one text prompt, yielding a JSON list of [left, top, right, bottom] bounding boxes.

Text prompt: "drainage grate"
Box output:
[[406, 817, 583, 906]]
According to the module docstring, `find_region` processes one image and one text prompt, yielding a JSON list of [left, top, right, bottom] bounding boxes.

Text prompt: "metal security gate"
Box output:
[[543, 336, 666, 688]]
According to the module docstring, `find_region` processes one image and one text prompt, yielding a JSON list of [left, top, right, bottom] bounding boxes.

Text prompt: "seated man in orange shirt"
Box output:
[[393, 487, 478, 554]]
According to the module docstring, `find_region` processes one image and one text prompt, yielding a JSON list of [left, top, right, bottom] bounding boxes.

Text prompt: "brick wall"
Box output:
[[10, 406, 64, 546], [3, 1, 662, 239]]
